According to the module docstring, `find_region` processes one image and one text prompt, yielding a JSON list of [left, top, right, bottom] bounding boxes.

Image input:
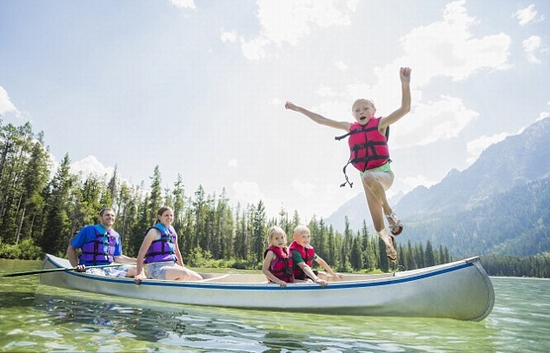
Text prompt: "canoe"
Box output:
[[39, 254, 495, 321]]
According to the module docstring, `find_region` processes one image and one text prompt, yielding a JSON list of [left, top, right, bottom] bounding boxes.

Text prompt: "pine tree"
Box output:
[[148, 166, 163, 222], [15, 131, 50, 244], [39, 154, 76, 255], [252, 201, 266, 264]]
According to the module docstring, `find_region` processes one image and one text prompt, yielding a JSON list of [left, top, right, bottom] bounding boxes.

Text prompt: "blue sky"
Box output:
[[1, 0, 549, 222]]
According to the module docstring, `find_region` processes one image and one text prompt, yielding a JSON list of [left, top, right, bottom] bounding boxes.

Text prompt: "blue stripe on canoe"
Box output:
[[46, 257, 474, 291]]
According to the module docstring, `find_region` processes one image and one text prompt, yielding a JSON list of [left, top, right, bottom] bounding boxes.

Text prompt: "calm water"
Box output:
[[0, 259, 549, 353]]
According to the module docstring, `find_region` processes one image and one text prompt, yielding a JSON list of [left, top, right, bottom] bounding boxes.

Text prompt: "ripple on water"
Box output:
[[1, 271, 550, 352]]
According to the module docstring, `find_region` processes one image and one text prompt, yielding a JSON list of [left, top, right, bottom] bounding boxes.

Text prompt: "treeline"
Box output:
[[481, 255, 549, 278], [0, 120, 548, 277]]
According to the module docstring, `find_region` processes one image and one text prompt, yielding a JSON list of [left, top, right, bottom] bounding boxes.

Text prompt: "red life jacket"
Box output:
[[289, 241, 315, 279], [335, 118, 390, 187], [263, 246, 294, 283]]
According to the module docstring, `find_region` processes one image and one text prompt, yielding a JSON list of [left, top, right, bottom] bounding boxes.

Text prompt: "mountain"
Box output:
[[325, 117, 550, 257]]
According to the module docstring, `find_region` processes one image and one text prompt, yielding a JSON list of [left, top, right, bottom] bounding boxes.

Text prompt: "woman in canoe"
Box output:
[[134, 206, 202, 283]]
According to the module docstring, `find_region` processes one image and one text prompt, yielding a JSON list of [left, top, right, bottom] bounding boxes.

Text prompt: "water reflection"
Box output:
[[4, 262, 547, 352], [261, 330, 310, 352], [0, 290, 38, 309], [35, 294, 204, 343], [30, 290, 502, 352]]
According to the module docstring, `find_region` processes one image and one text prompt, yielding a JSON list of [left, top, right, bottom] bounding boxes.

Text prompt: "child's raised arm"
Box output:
[[285, 101, 350, 131], [380, 67, 411, 129]]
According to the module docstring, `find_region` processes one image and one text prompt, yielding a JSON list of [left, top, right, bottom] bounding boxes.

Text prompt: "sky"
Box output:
[[1, 0, 549, 222]]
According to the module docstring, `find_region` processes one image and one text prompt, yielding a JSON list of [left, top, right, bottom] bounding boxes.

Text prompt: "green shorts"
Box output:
[[360, 161, 392, 176]]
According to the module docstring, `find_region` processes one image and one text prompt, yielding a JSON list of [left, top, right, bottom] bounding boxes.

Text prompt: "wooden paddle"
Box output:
[[1, 264, 120, 277]]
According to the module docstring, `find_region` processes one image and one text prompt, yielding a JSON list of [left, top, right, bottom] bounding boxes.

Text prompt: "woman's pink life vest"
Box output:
[[263, 246, 294, 283]]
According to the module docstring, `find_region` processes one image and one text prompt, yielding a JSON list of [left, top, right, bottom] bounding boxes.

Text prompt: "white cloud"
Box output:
[[398, 0, 511, 87], [234, 0, 354, 60], [269, 97, 284, 105], [466, 132, 509, 164], [0, 86, 18, 115], [334, 61, 348, 72], [522, 35, 542, 64], [393, 95, 479, 148], [513, 4, 545, 26], [169, 0, 196, 9], [232, 180, 265, 206], [315, 85, 338, 97], [291, 179, 316, 198], [310, 99, 350, 121], [240, 36, 270, 60], [316, 0, 508, 150], [345, 82, 373, 102], [220, 30, 237, 43], [538, 103, 550, 121], [346, 0, 358, 12], [227, 159, 238, 167], [70, 155, 115, 179], [401, 174, 438, 193], [257, 0, 351, 45]]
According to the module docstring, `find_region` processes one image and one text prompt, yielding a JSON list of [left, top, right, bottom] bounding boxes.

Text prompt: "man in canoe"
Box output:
[[67, 207, 137, 277]]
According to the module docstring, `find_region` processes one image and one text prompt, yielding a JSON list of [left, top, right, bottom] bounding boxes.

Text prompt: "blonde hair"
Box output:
[[293, 225, 310, 241], [267, 226, 286, 246], [352, 98, 376, 112]]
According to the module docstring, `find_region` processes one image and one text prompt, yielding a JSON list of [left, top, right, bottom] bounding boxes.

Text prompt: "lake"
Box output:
[[1, 259, 549, 352]]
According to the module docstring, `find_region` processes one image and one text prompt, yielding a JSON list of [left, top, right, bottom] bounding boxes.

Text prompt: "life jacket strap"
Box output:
[[335, 131, 352, 141], [340, 162, 353, 188]]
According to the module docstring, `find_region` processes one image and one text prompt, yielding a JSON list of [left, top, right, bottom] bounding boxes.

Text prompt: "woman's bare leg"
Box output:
[[165, 266, 202, 281]]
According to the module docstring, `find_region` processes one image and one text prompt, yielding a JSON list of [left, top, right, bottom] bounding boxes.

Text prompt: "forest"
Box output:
[[0, 120, 548, 278]]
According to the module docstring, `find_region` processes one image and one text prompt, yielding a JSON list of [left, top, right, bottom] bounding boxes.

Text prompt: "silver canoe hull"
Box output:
[[39, 254, 494, 321]]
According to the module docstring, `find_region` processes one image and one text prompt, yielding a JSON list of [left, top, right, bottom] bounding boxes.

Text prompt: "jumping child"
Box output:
[[285, 67, 412, 262]]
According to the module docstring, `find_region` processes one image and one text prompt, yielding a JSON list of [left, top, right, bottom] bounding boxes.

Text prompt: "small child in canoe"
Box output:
[[262, 226, 294, 288], [289, 225, 342, 287]]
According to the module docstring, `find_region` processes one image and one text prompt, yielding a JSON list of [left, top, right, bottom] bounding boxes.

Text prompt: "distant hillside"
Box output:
[[325, 117, 550, 257], [398, 117, 550, 219], [403, 177, 550, 257]]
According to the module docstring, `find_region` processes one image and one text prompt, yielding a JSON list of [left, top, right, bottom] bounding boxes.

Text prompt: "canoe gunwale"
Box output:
[[43, 257, 474, 290]]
